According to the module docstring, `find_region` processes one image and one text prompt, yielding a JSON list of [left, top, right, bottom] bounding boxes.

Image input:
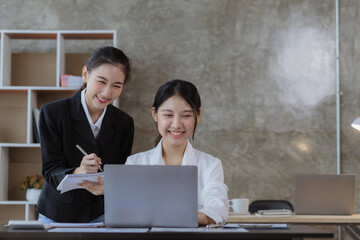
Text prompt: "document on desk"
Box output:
[[49, 222, 105, 228], [57, 172, 104, 194], [150, 227, 248, 232], [48, 228, 149, 232], [255, 209, 293, 217], [223, 223, 288, 229]]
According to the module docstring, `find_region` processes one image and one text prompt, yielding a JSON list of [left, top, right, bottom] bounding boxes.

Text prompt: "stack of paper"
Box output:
[[255, 209, 293, 217], [224, 223, 288, 229], [49, 228, 149, 232], [49, 222, 104, 228], [150, 227, 248, 232]]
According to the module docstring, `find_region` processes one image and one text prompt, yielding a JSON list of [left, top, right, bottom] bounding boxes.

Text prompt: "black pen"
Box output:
[[76, 144, 103, 172]]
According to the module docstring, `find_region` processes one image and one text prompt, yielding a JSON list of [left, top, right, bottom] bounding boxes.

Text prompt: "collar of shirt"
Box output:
[[81, 89, 107, 138], [151, 139, 197, 166]]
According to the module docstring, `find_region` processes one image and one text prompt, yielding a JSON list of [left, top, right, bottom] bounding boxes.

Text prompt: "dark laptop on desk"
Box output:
[[104, 165, 198, 228], [294, 174, 355, 215]]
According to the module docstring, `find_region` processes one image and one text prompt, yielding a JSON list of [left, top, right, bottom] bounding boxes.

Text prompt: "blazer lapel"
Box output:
[[96, 106, 116, 147], [70, 91, 97, 149]]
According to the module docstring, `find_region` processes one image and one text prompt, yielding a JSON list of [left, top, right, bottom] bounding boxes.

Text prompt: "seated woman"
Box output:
[[126, 79, 229, 225]]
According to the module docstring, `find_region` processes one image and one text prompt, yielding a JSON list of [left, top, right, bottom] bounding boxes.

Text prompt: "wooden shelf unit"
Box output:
[[0, 30, 117, 223]]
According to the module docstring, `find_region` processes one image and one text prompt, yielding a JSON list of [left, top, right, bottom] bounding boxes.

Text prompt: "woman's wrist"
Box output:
[[198, 212, 215, 226]]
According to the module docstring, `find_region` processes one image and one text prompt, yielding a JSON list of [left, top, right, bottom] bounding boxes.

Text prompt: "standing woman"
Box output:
[[126, 79, 229, 225], [37, 46, 134, 223]]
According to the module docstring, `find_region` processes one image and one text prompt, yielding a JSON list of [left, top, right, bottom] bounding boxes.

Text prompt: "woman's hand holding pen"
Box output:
[[73, 153, 104, 195], [73, 153, 103, 174], [72, 145, 104, 195]]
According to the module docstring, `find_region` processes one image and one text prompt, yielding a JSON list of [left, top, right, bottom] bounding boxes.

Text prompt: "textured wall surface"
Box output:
[[0, 0, 357, 236], [340, 0, 360, 223]]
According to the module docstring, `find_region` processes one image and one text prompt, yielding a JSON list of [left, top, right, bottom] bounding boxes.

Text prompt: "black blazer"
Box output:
[[37, 91, 134, 223]]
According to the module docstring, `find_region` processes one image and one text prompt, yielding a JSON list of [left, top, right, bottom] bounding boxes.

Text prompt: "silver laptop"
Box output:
[[294, 174, 355, 215], [104, 165, 198, 228]]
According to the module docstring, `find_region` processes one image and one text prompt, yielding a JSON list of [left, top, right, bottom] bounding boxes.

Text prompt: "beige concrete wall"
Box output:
[[1, 0, 359, 238]]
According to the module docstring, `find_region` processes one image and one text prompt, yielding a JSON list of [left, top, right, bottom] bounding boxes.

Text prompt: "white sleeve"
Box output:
[[198, 159, 229, 224], [125, 155, 135, 165]]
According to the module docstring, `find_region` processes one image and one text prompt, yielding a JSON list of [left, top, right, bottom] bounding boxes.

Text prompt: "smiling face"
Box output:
[[82, 63, 125, 115], [152, 95, 201, 149]]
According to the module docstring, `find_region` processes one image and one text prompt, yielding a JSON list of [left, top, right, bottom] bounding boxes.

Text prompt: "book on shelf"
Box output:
[[32, 108, 40, 143], [60, 74, 83, 87]]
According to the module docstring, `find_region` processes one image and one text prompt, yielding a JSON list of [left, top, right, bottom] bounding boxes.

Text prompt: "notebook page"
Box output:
[[57, 172, 104, 194]]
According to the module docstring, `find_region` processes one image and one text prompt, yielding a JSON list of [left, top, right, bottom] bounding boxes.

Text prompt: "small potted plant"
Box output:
[[20, 174, 44, 202]]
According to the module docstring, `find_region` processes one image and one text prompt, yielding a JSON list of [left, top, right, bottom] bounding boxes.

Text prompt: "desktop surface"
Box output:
[[227, 213, 360, 224], [0, 224, 333, 240]]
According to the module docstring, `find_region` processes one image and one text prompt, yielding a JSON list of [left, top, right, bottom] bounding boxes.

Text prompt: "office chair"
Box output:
[[249, 200, 294, 213]]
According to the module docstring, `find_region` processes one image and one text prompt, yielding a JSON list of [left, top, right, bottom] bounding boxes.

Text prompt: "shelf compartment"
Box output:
[[65, 53, 90, 77], [29, 89, 76, 143], [0, 91, 27, 143], [0, 201, 37, 223], [1, 147, 42, 201], [5, 32, 57, 40], [11, 52, 57, 86], [33, 89, 76, 109], [0, 205, 26, 223], [2, 32, 58, 87], [62, 32, 115, 40], [57, 32, 115, 86]]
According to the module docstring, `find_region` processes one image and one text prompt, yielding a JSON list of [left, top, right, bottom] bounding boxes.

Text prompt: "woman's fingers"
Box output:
[[80, 154, 102, 173], [78, 178, 104, 195]]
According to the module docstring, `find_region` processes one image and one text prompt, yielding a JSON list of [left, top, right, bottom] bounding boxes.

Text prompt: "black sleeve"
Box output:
[[39, 103, 76, 188]]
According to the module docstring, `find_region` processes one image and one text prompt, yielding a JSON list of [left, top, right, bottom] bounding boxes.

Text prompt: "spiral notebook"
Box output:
[[57, 172, 104, 194]]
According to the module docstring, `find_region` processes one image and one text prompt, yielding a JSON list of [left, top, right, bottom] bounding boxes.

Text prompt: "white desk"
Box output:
[[227, 213, 360, 239]]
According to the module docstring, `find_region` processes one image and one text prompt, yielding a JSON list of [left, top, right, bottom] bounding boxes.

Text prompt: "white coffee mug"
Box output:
[[229, 198, 249, 214]]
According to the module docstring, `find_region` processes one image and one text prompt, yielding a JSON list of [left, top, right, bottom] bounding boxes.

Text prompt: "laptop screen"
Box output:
[[294, 174, 355, 215], [104, 165, 198, 228]]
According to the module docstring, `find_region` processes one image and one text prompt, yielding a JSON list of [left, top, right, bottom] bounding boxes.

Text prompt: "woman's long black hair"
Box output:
[[152, 79, 201, 145], [80, 46, 131, 90]]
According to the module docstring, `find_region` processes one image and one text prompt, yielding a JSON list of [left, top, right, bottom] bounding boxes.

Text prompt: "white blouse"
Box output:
[[80, 89, 107, 139], [125, 139, 229, 224]]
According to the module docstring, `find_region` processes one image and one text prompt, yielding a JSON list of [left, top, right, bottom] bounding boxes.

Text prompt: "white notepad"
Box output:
[[57, 172, 104, 194], [255, 209, 293, 217]]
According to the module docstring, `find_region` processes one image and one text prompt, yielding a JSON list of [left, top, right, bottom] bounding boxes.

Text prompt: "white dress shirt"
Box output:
[[81, 89, 107, 139], [125, 139, 229, 224]]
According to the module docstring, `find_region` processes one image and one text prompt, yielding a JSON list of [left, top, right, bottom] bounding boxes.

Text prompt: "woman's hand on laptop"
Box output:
[[77, 176, 104, 195]]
